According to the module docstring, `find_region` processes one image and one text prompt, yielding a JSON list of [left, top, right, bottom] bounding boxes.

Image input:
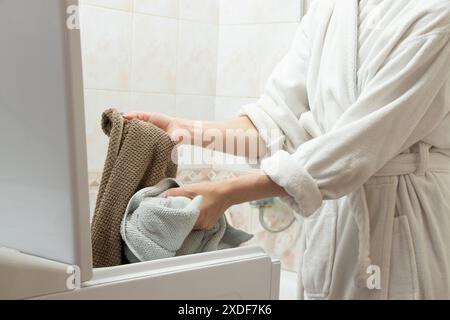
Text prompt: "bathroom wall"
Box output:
[[211, 0, 305, 169], [80, 0, 309, 273], [214, 0, 303, 120], [79, 0, 219, 174]]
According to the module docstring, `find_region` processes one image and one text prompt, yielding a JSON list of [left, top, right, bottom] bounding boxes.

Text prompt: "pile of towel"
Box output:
[[91, 109, 252, 267], [91, 109, 178, 267]]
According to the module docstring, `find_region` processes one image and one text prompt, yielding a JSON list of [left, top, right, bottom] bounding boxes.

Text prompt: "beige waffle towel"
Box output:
[[91, 108, 178, 267]]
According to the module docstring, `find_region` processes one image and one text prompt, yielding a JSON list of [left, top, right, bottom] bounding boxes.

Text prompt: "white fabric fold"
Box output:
[[261, 150, 323, 217]]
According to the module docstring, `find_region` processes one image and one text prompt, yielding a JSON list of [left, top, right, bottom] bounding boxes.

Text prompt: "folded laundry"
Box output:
[[91, 109, 178, 268], [121, 178, 253, 263]]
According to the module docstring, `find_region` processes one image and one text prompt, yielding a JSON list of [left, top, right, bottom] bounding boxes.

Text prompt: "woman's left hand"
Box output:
[[165, 181, 232, 230]]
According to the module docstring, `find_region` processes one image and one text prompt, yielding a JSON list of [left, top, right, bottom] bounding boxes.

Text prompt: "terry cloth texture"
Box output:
[[91, 109, 178, 268], [121, 178, 253, 263]]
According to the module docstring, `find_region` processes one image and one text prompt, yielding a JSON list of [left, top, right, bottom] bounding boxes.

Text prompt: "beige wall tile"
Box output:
[[131, 92, 177, 116], [216, 23, 298, 98], [215, 96, 256, 120], [132, 14, 178, 93], [216, 25, 260, 97], [177, 21, 218, 96], [179, 0, 219, 23], [80, 6, 132, 90], [176, 94, 215, 120], [83, 89, 131, 172], [80, 0, 133, 11], [134, 0, 179, 18], [220, 0, 301, 25]]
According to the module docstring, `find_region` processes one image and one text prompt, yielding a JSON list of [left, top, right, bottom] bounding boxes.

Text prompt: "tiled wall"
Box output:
[[80, 0, 307, 172], [79, 0, 219, 173], [211, 0, 304, 169], [214, 0, 303, 120], [80, 0, 309, 272]]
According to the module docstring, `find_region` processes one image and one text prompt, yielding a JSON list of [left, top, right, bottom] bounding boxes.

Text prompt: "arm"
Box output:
[[170, 30, 450, 230], [261, 31, 450, 216], [125, 8, 315, 229], [124, 5, 315, 161], [123, 112, 267, 161], [166, 173, 288, 230], [176, 116, 268, 162]]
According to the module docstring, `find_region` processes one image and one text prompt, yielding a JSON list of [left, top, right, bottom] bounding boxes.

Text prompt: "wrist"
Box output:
[[174, 118, 214, 148], [216, 178, 239, 208], [175, 118, 194, 134], [217, 173, 288, 207]]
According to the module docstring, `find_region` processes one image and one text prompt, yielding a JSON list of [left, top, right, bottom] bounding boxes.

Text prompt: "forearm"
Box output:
[[220, 173, 288, 207], [176, 116, 267, 160]]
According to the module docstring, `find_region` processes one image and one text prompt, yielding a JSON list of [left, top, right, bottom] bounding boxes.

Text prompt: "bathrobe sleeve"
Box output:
[[239, 8, 313, 155], [261, 32, 450, 217]]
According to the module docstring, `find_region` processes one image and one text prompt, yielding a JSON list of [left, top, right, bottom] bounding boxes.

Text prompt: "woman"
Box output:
[[125, 0, 450, 299]]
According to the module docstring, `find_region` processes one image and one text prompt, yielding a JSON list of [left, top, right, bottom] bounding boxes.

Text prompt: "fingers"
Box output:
[[122, 112, 151, 122], [193, 217, 215, 231], [122, 112, 139, 120], [165, 187, 196, 199]]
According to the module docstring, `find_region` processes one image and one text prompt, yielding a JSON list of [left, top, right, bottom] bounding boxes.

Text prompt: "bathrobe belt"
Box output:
[[299, 112, 450, 288], [353, 142, 450, 288]]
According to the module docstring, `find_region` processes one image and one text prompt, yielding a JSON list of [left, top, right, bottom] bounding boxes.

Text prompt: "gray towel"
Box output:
[[121, 178, 253, 263]]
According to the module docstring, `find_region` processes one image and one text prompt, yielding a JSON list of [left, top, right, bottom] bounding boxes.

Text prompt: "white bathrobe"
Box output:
[[240, 0, 450, 299]]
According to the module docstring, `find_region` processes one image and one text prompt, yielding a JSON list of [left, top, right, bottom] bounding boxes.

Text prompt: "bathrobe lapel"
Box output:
[[336, 0, 359, 107], [313, 0, 359, 131], [333, 0, 388, 295]]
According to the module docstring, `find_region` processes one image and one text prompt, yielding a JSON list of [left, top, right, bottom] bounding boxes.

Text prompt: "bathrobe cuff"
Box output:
[[239, 103, 285, 157], [261, 150, 323, 217]]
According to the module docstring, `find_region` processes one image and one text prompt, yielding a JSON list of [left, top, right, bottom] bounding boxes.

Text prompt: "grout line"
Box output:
[[80, 3, 134, 14], [214, 1, 222, 119], [134, 11, 218, 25], [219, 20, 301, 27], [216, 94, 258, 99], [84, 88, 258, 101], [129, 0, 136, 112], [80, 3, 219, 25], [174, 0, 181, 112], [80, 3, 299, 26], [84, 87, 237, 98]]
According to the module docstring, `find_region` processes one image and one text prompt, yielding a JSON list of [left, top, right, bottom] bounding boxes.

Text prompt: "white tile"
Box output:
[[175, 95, 215, 120], [177, 21, 218, 96], [215, 96, 256, 120], [132, 14, 178, 93], [220, 0, 301, 25], [216, 25, 261, 97], [179, 0, 219, 23], [80, 0, 133, 11], [134, 0, 178, 18], [83, 90, 131, 172], [216, 23, 298, 98], [80, 6, 132, 90], [131, 92, 177, 116]]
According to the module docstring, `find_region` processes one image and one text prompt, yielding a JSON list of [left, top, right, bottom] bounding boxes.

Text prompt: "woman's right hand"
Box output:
[[123, 111, 190, 144]]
